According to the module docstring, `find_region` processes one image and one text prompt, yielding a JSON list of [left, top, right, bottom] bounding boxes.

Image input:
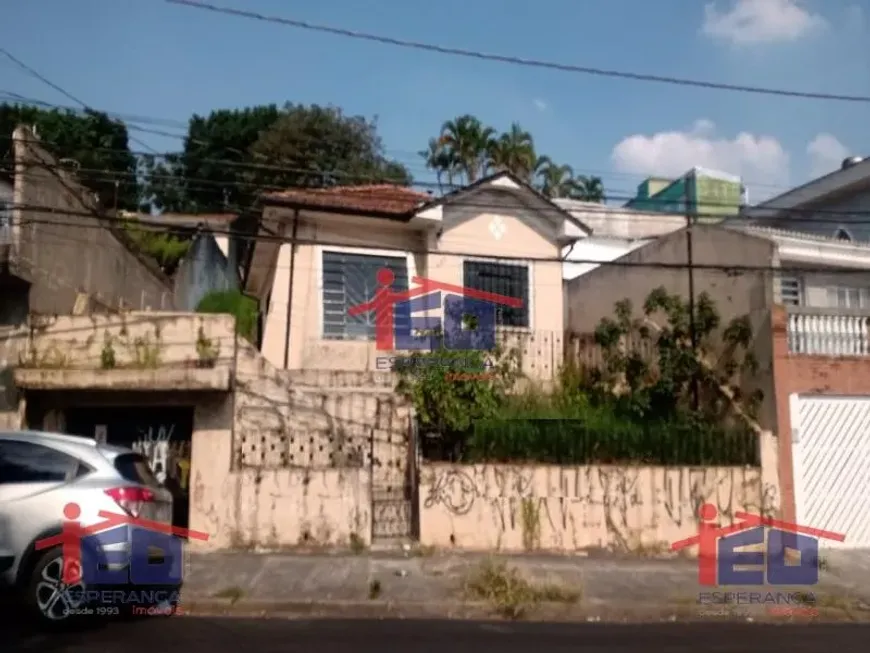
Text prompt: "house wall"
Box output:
[[564, 225, 778, 431], [260, 201, 565, 381], [770, 304, 870, 527], [9, 126, 174, 313], [419, 459, 772, 553], [173, 233, 240, 311], [7, 311, 406, 550], [0, 179, 12, 246]]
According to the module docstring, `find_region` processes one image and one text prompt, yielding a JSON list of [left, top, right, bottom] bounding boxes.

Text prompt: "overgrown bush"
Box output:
[[196, 290, 258, 343], [398, 288, 761, 466]]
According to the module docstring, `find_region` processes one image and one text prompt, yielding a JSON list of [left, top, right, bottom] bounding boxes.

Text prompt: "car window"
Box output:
[[114, 453, 161, 487], [0, 440, 79, 484]]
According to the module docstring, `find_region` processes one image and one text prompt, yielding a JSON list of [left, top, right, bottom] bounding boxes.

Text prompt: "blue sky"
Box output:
[[2, 0, 868, 202]]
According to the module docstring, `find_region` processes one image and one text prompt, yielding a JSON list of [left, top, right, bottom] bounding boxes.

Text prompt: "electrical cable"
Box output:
[[166, 0, 870, 104], [12, 201, 870, 277]]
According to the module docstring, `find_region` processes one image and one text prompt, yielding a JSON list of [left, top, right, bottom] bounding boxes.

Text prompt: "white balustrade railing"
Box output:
[[787, 310, 870, 356]]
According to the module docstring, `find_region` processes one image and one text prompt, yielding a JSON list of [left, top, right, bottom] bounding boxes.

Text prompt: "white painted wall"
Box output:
[[561, 237, 652, 281]]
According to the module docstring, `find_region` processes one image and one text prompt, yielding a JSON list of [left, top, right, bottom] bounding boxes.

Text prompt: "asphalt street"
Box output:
[[9, 617, 870, 652]]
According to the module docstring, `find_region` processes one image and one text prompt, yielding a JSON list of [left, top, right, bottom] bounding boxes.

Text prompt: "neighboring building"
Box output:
[[625, 167, 745, 220], [119, 211, 244, 311], [173, 229, 242, 312], [243, 172, 590, 380], [554, 198, 687, 281], [740, 155, 870, 243], [565, 223, 870, 430], [1, 126, 175, 319]]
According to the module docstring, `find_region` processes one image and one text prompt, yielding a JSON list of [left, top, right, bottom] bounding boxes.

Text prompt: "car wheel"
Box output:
[[25, 546, 89, 629]]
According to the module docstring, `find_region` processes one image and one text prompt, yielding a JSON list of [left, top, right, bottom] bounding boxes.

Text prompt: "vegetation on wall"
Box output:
[[196, 290, 258, 342], [400, 288, 760, 466], [120, 219, 191, 275]]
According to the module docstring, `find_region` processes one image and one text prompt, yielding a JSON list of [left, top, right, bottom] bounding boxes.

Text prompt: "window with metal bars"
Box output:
[[321, 251, 408, 340], [780, 276, 801, 306], [462, 260, 529, 328]]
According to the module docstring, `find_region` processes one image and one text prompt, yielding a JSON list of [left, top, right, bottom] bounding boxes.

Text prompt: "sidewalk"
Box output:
[[179, 549, 870, 622]]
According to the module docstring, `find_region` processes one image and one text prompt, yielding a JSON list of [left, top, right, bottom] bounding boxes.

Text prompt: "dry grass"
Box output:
[[463, 559, 580, 619]]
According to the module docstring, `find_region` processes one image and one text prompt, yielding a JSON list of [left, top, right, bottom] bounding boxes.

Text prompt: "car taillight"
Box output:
[[105, 487, 155, 517]]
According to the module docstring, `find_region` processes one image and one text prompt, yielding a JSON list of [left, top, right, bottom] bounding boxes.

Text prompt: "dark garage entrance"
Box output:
[[65, 405, 194, 529]]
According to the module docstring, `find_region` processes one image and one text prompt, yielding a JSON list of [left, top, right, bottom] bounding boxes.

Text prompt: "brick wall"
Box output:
[[771, 304, 870, 524], [9, 126, 174, 313]]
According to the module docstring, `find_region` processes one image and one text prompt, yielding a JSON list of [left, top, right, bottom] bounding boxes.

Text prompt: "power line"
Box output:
[[12, 155, 870, 223], [0, 91, 803, 195], [0, 48, 163, 158], [14, 201, 870, 276], [167, 0, 870, 104]]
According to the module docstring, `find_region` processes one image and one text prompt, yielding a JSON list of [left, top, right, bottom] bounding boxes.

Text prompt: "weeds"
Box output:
[[213, 586, 245, 604], [463, 559, 580, 619], [368, 579, 382, 600]]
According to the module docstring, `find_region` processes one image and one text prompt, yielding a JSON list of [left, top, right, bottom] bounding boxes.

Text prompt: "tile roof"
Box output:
[[262, 184, 433, 216]]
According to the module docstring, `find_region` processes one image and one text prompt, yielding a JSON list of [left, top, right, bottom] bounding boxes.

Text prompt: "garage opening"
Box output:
[[65, 405, 194, 530]]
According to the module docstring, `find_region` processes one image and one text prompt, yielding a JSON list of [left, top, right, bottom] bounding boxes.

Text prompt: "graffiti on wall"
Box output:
[[132, 423, 192, 491], [421, 464, 764, 552]]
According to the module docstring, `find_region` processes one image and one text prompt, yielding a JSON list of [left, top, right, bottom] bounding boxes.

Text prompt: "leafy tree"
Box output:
[[142, 105, 282, 213], [246, 104, 410, 191], [0, 104, 140, 209], [144, 103, 411, 213], [582, 287, 761, 424], [120, 218, 191, 275]]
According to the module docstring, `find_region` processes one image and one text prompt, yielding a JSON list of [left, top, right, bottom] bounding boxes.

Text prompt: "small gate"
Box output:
[[65, 405, 194, 529], [790, 394, 870, 548], [369, 402, 418, 543]]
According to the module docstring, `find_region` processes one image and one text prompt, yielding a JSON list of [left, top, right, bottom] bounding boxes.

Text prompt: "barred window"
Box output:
[[462, 260, 529, 328], [321, 251, 408, 340], [780, 276, 801, 306]]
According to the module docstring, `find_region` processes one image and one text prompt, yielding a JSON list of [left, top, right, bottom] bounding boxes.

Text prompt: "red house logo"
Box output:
[[671, 503, 845, 586]]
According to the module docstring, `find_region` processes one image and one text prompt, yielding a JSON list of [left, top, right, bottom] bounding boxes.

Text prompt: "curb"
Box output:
[[179, 597, 870, 624]]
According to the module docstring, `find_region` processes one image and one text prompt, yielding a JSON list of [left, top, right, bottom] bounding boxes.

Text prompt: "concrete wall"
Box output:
[[10, 126, 174, 312], [564, 224, 778, 431], [19, 312, 236, 372], [259, 193, 565, 380], [173, 232, 240, 311], [419, 462, 767, 553], [6, 311, 404, 551], [189, 336, 410, 551]]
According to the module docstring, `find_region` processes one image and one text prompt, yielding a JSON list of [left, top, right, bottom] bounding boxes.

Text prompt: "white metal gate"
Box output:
[[790, 394, 870, 548]]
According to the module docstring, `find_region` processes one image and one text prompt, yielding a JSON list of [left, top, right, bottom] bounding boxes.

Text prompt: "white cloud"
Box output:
[[806, 133, 850, 178], [702, 0, 826, 45], [611, 119, 790, 187], [533, 98, 548, 112]]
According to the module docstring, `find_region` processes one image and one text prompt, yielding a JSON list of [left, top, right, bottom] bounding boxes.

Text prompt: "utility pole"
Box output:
[[685, 175, 699, 411]]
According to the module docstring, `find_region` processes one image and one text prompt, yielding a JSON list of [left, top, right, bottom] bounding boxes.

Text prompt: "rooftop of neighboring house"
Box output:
[[260, 184, 435, 216], [743, 156, 870, 219], [554, 197, 686, 240], [118, 210, 238, 231]]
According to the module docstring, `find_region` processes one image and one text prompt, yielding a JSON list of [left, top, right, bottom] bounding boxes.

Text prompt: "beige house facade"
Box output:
[[245, 172, 590, 381]]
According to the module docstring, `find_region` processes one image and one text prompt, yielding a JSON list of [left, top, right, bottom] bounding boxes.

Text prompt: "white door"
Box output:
[[790, 394, 870, 548]]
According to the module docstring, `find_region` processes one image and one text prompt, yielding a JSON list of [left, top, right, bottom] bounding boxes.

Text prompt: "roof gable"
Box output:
[[418, 170, 592, 236]]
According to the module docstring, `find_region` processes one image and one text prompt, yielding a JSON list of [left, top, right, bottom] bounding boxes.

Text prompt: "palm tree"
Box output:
[[438, 115, 494, 184], [486, 123, 537, 180], [570, 175, 606, 202], [420, 137, 457, 193], [539, 161, 576, 198]]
